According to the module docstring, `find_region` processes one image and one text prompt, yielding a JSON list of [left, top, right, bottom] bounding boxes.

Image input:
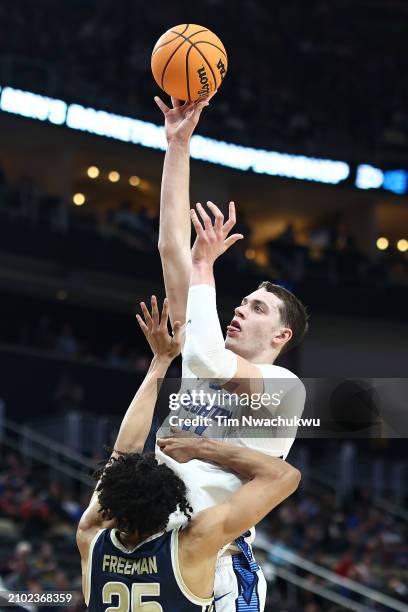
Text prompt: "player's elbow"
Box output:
[[184, 338, 237, 381], [183, 350, 217, 379], [265, 462, 301, 497], [289, 466, 301, 491], [158, 239, 188, 257], [282, 465, 301, 495]]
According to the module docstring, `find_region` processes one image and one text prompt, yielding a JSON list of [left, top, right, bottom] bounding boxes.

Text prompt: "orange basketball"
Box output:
[[151, 24, 228, 101]]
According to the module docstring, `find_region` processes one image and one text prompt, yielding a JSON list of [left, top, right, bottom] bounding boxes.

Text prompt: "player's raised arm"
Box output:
[[155, 94, 214, 328], [76, 298, 181, 551], [158, 436, 300, 560], [183, 200, 271, 393]]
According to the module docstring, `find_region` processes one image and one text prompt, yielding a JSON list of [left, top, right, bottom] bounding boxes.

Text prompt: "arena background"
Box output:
[[0, 1, 407, 610]]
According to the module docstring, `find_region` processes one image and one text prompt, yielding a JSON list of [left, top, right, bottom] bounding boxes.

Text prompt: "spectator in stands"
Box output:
[[3, 545, 36, 591], [34, 542, 57, 582], [19, 485, 50, 537]]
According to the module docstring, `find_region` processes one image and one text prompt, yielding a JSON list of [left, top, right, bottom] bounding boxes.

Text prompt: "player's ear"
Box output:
[[273, 327, 292, 347]]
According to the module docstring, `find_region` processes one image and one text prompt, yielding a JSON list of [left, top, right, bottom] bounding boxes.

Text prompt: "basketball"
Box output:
[[151, 24, 228, 101]]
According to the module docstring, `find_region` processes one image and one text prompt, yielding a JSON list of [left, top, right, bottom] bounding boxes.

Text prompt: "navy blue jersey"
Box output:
[[85, 527, 214, 612]]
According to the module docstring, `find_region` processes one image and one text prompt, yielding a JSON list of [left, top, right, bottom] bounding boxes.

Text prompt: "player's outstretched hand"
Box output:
[[154, 91, 216, 144], [157, 436, 201, 463], [136, 296, 181, 362], [190, 201, 243, 266]]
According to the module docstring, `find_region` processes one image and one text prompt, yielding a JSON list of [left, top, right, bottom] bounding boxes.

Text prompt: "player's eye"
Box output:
[[255, 304, 263, 312]]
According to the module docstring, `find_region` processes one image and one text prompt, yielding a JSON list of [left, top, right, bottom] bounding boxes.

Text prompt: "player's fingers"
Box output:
[[171, 96, 182, 108], [160, 298, 169, 330], [151, 295, 159, 328], [190, 208, 206, 238], [154, 96, 170, 114], [157, 438, 176, 450], [224, 234, 244, 250], [207, 201, 224, 233], [223, 201, 237, 234], [135, 314, 149, 336], [196, 202, 215, 234], [196, 98, 210, 112], [140, 301, 153, 328]]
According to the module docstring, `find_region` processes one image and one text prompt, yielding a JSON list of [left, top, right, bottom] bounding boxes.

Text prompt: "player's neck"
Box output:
[[117, 530, 154, 549], [235, 346, 279, 365]]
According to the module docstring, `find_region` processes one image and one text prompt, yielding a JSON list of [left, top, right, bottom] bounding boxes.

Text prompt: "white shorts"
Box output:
[[214, 554, 267, 612]]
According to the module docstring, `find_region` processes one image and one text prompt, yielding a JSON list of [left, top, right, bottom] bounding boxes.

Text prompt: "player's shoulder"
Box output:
[[256, 363, 306, 398], [256, 362, 300, 381]]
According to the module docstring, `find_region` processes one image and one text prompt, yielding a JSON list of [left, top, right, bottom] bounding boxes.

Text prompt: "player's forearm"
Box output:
[[196, 438, 296, 482], [114, 356, 171, 453], [183, 280, 237, 381], [158, 139, 191, 251]]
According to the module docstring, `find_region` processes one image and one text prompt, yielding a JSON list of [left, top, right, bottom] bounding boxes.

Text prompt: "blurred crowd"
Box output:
[[0, 167, 407, 296], [0, 452, 86, 611], [265, 487, 408, 607], [1, 0, 408, 159], [1, 451, 407, 611]]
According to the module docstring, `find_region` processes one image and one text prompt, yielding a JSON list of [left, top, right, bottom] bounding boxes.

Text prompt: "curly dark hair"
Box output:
[[95, 452, 193, 536]]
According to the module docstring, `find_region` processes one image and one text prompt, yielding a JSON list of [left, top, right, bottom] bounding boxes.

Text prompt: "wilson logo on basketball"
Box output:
[[197, 66, 210, 97], [217, 59, 226, 81]]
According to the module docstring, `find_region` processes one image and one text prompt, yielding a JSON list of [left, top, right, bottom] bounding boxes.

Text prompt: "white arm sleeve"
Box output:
[[183, 284, 237, 383]]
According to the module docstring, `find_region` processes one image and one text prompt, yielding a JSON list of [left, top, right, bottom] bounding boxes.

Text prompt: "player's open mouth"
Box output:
[[227, 320, 241, 336]]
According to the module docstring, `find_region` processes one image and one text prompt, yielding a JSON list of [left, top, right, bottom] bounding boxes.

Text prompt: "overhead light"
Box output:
[[87, 166, 100, 178], [129, 175, 141, 187], [73, 193, 85, 206], [376, 237, 389, 251], [245, 248, 255, 260], [108, 170, 120, 183], [397, 239, 408, 252]]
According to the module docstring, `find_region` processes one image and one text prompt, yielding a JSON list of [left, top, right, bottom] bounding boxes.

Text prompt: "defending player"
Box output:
[[76, 297, 301, 611], [154, 95, 308, 610]]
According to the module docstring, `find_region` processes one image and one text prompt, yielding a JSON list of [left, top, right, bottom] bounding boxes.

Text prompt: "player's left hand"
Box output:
[[190, 201, 243, 266], [136, 296, 182, 362], [157, 436, 200, 463]]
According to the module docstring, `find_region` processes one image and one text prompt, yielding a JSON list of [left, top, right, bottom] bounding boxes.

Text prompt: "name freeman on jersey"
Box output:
[[168, 389, 283, 411], [102, 555, 158, 576]]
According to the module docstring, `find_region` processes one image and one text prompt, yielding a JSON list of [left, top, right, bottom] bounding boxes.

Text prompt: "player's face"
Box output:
[[225, 288, 285, 359]]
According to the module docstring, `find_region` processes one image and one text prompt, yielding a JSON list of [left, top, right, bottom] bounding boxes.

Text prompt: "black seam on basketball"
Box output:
[[193, 41, 228, 88], [173, 31, 218, 91], [193, 40, 227, 60], [191, 44, 218, 92], [185, 29, 209, 39], [186, 45, 193, 102], [152, 24, 189, 56], [160, 35, 188, 89], [160, 27, 209, 90], [170, 24, 190, 37]]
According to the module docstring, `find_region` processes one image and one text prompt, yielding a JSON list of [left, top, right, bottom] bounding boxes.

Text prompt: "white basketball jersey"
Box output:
[[156, 359, 305, 530]]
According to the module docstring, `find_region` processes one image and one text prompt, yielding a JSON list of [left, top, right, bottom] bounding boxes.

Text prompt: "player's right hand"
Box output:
[[136, 296, 181, 362], [154, 92, 216, 144], [157, 436, 201, 463]]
